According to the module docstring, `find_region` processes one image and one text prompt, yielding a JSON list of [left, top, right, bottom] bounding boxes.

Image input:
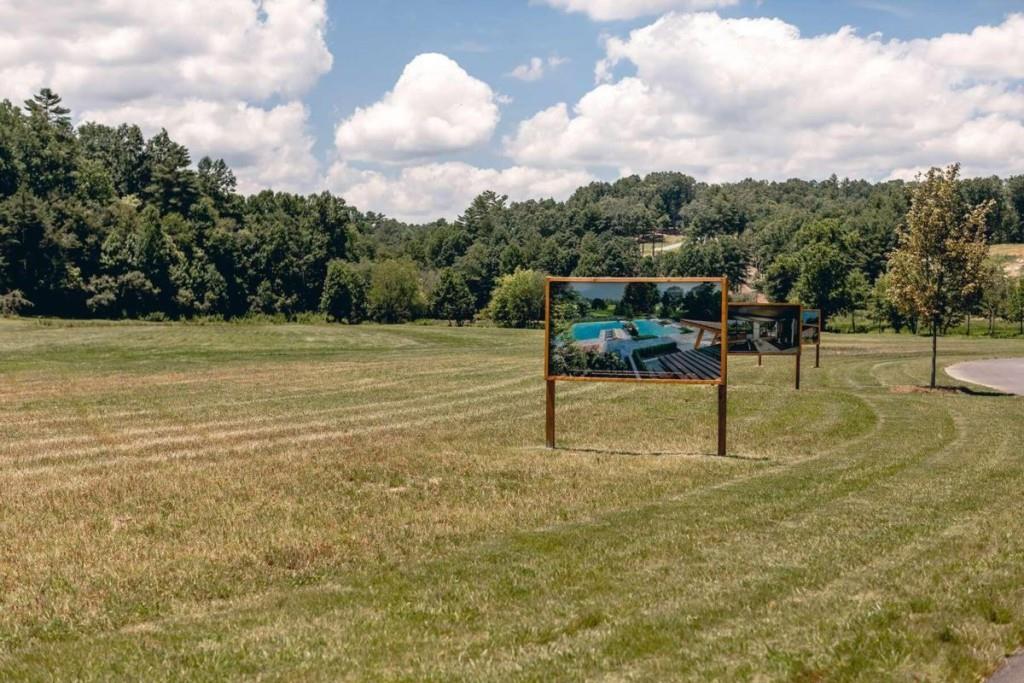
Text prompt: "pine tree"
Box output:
[[430, 268, 475, 326]]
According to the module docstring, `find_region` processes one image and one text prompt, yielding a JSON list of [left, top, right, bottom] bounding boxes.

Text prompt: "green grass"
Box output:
[[1, 319, 1023, 680]]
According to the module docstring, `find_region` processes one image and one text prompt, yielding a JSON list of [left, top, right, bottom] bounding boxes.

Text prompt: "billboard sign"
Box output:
[[727, 303, 802, 355], [802, 308, 821, 345], [545, 278, 727, 384]]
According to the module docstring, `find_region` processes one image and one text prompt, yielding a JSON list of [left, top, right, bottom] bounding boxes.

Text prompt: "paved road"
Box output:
[[988, 652, 1024, 683], [945, 358, 1024, 395]]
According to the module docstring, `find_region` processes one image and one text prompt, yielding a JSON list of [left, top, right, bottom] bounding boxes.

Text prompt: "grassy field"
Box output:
[[1, 319, 1023, 680]]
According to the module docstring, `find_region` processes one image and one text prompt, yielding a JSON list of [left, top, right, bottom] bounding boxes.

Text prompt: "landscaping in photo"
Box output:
[[547, 279, 724, 381], [727, 304, 802, 355]]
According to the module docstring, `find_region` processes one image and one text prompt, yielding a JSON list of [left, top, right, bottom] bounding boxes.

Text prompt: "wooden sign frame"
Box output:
[[543, 276, 729, 455], [726, 302, 803, 390]]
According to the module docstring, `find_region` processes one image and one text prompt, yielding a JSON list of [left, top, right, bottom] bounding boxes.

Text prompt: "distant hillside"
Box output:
[[991, 244, 1024, 277]]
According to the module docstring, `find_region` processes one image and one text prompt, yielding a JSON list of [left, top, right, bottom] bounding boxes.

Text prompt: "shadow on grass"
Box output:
[[554, 446, 771, 462], [890, 384, 1013, 397]]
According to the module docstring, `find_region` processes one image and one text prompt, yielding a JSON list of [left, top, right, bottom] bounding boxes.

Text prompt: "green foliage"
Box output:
[[549, 341, 629, 376], [549, 285, 591, 338], [320, 259, 368, 323], [0, 90, 365, 321], [759, 255, 800, 303], [455, 242, 498, 311], [487, 268, 545, 328], [654, 235, 749, 289], [960, 176, 1018, 243], [866, 273, 909, 332], [658, 286, 687, 319], [573, 233, 639, 276], [367, 259, 423, 324], [791, 242, 851, 319], [430, 268, 475, 326], [977, 259, 1010, 334], [844, 269, 870, 332], [0, 289, 32, 315], [681, 185, 749, 238], [144, 129, 199, 216], [1, 88, 1022, 333], [1006, 176, 1024, 243], [618, 281, 659, 317], [887, 164, 991, 386], [1006, 277, 1024, 334]]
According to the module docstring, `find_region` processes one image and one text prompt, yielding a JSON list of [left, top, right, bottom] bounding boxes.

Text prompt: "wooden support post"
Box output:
[[717, 384, 727, 456], [795, 350, 801, 390], [757, 353, 762, 367], [815, 342, 820, 369], [545, 379, 556, 449]]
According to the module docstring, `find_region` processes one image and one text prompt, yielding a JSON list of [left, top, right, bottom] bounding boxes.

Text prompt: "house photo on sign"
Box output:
[[727, 304, 802, 355], [802, 308, 822, 345], [546, 278, 726, 382]]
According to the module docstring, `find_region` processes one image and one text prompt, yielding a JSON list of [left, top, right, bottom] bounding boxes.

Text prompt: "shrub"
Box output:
[[0, 290, 34, 316], [550, 342, 629, 376], [320, 260, 368, 323], [367, 259, 424, 324], [487, 269, 545, 328], [430, 268, 476, 326]]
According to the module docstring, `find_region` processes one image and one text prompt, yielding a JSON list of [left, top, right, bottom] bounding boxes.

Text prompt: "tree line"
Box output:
[[2, 89, 1023, 332]]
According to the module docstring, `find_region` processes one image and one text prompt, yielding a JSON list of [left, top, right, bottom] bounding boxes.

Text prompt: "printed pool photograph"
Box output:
[[546, 279, 725, 382]]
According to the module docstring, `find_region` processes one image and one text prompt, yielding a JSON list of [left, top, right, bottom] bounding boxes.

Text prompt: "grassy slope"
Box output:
[[0, 320, 1022, 680]]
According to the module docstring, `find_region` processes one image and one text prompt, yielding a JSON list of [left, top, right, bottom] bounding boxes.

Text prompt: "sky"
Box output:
[[3, 0, 1024, 222]]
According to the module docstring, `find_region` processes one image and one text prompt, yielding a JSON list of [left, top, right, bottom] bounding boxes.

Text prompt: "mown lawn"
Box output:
[[1, 319, 1022, 680]]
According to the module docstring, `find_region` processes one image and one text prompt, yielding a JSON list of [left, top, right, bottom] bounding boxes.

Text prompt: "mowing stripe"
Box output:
[[0, 364, 533, 452], [5, 382, 613, 480]]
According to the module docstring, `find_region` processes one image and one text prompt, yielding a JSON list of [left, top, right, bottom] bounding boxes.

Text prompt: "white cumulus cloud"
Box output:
[[509, 55, 569, 82], [0, 0, 332, 108], [0, 0, 332, 193], [325, 161, 593, 222], [538, 0, 738, 21], [505, 12, 1024, 181], [335, 53, 500, 162]]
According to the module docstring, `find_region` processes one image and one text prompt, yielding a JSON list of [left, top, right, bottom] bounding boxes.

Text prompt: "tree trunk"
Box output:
[[989, 312, 995, 336], [930, 320, 938, 389], [852, 308, 857, 334], [966, 313, 970, 336]]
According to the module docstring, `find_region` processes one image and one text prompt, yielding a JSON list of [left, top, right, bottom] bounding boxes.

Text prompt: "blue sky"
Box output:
[[314, 0, 1024, 171], [3, 0, 1024, 221]]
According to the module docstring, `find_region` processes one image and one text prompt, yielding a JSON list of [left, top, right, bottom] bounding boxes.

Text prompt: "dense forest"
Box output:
[[2, 89, 1024, 329]]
